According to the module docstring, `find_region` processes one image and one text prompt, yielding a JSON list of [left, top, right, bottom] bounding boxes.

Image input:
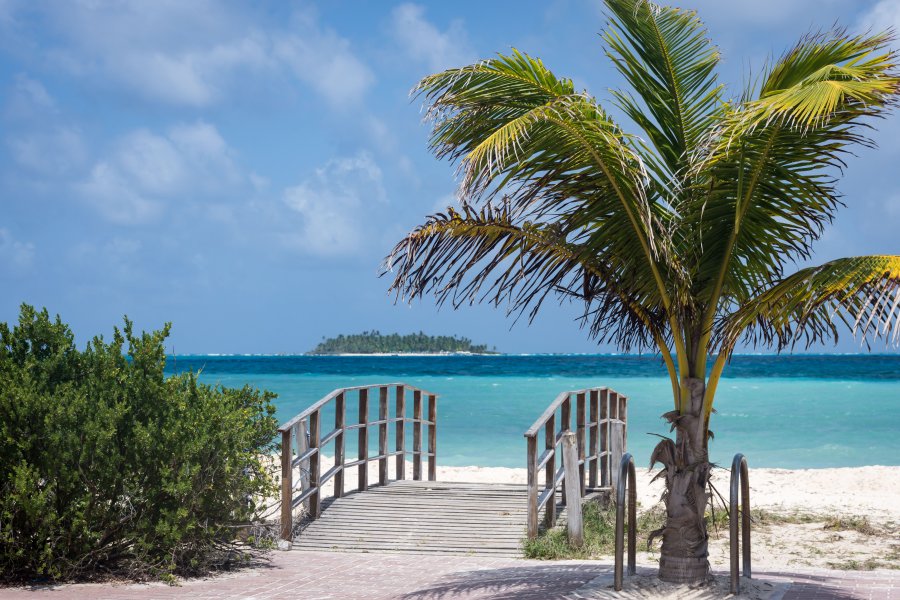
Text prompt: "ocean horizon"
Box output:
[[168, 353, 900, 470]]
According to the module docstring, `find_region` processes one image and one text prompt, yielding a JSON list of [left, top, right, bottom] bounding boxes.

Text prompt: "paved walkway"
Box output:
[[2, 551, 898, 599]]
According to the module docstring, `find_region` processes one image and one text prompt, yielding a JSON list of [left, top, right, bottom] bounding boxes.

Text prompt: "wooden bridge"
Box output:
[[278, 383, 628, 557]]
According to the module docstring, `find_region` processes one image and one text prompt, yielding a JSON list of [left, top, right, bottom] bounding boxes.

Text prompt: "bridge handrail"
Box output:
[[524, 386, 628, 539], [278, 383, 438, 542], [730, 453, 751, 593], [278, 383, 435, 432]]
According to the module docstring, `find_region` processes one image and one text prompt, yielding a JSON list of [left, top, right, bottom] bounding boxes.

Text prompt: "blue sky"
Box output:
[[1, 0, 899, 354]]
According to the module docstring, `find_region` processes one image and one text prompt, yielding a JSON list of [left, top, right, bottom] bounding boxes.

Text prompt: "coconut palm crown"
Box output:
[[383, 0, 900, 583]]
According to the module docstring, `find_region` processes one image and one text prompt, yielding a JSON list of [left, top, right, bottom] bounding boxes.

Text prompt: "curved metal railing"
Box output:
[[730, 453, 751, 593], [614, 452, 636, 591]]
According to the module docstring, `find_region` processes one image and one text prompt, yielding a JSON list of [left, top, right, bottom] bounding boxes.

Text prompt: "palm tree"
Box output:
[[383, 0, 900, 584]]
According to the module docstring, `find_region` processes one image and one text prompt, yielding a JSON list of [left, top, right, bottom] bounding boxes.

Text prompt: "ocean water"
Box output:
[[167, 355, 900, 470]]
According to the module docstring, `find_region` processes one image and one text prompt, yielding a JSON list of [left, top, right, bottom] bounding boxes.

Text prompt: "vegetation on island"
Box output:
[[0, 305, 278, 583], [385, 0, 900, 584], [310, 330, 496, 354]]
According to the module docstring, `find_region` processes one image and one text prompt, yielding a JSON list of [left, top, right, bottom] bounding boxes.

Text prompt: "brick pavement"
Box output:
[[1, 551, 897, 599]]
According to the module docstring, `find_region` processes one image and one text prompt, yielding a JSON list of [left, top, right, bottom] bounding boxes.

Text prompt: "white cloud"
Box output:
[[390, 4, 475, 72], [114, 130, 186, 195], [4, 74, 56, 119], [7, 2, 372, 108], [78, 161, 165, 225], [274, 25, 374, 107], [0, 228, 35, 270], [167, 121, 242, 187], [4, 75, 89, 178], [36, 1, 273, 107], [282, 152, 385, 256], [8, 126, 87, 177], [858, 1, 900, 38], [77, 121, 243, 224]]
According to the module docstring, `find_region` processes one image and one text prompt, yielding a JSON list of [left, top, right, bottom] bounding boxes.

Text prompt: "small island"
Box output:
[[310, 330, 497, 354]]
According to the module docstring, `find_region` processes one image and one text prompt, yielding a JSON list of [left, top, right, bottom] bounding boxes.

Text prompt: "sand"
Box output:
[[434, 463, 900, 573], [291, 458, 900, 574], [435, 463, 900, 523]]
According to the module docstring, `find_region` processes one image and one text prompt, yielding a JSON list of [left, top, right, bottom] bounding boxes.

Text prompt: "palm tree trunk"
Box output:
[[655, 377, 711, 583]]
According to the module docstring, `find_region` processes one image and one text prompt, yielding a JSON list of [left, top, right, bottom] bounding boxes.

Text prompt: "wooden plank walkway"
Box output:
[[293, 480, 537, 557], [280, 383, 624, 559]]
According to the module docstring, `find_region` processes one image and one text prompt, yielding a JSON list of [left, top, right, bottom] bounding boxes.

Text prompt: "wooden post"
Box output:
[[588, 389, 599, 489], [576, 392, 586, 496], [427, 394, 437, 481], [600, 388, 609, 486], [619, 395, 628, 451], [413, 390, 422, 480], [358, 388, 368, 492], [280, 428, 292, 542], [560, 395, 571, 506], [378, 386, 388, 486], [395, 386, 406, 480], [610, 421, 624, 492], [543, 414, 556, 529], [334, 394, 345, 497], [294, 421, 310, 510], [526, 435, 539, 539], [308, 410, 321, 518], [561, 432, 583, 547]]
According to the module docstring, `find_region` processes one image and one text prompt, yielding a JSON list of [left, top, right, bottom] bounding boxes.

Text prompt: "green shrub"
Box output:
[[0, 305, 278, 582], [523, 501, 618, 559]]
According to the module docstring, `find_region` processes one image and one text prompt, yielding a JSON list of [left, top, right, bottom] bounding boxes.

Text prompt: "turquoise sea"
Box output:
[[168, 355, 900, 470]]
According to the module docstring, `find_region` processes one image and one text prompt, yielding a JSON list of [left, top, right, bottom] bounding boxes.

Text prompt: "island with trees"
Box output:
[[310, 331, 496, 354]]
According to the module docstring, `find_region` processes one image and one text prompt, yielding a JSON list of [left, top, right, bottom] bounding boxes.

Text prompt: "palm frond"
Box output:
[[415, 50, 577, 167], [603, 0, 723, 184], [384, 203, 665, 352], [686, 30, 899, 312], [719, 255, 900, 351], [411, 50, 679, 314]]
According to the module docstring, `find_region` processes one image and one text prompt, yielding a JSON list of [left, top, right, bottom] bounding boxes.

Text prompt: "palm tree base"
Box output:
[[657, 554, 710, 584]]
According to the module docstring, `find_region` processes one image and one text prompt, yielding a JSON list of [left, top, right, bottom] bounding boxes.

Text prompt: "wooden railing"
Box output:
[[278, 383, 438, 542], [524, 387, 627, 539]]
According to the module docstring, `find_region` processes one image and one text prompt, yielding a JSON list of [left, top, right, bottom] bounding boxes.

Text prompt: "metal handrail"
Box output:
[[614, 452, 636, 591], [730, 453, 751, 593]]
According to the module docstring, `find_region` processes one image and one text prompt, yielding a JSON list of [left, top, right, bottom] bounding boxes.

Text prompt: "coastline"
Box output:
[[188, 352, 900, 357], [305, 351, 496, 357]]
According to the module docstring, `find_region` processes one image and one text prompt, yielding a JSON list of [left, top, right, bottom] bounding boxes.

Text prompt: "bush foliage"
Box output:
[[0, 305, 278, 582]]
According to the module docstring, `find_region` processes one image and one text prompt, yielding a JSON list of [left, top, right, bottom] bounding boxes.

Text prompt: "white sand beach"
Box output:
[[435, 464, 900, 522], [436, 464, 900, 572], [300, 459, 900, 572]]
